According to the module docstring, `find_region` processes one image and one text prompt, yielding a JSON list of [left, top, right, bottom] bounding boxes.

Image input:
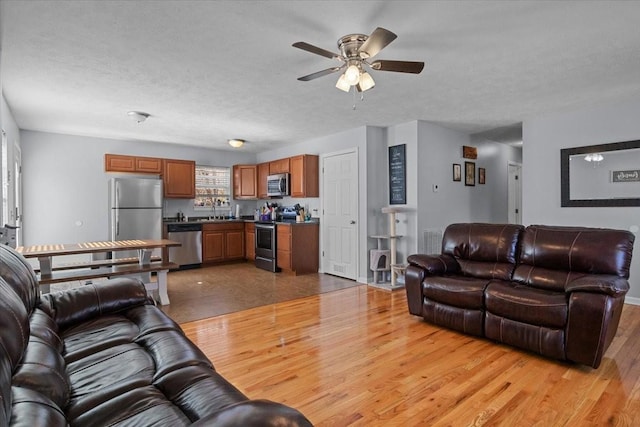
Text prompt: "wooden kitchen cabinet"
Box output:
[[202, 230, 225, 263], [276, 224, 292, 271], [233, 165, 258, 199], [245, 222, 255, 260], [276, 223, 319, 275], [257, 162, 270, 199], [105, 154, 162, 174], [162, 159, 195, 198], [269, 158, 290, 174], [202, 222, 245, 263], [290, 154, 319, 198], [226, 230, 245, 259]]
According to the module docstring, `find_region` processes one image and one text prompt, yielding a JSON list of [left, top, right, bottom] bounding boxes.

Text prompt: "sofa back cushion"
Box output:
[[0, 275, 32, 424], [513, 225, 635, 292], [0, 244, 39, 313], [442, 223, 524, 280]]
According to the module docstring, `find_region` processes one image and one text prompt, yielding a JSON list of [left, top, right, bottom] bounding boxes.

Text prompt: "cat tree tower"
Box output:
[[369, 206, 410, 290]]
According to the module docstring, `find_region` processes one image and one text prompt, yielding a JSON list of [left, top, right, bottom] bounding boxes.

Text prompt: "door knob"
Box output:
[[350, 220, 356, 225]]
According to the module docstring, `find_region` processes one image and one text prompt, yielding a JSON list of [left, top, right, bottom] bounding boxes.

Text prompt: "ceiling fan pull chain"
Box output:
[[352, 86, 357, 110]]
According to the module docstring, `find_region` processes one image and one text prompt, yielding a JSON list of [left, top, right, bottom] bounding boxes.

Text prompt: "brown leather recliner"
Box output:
[[406, 223, 635, 368]]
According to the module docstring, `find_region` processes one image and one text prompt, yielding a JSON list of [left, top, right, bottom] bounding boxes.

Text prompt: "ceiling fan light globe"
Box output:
[[335, 74, 351, 92], [358, 71, 375, 91], [344, 64, 361, 85]]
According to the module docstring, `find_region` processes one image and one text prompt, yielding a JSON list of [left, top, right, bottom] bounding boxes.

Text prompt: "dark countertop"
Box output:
[[163, 217, 319, 226]]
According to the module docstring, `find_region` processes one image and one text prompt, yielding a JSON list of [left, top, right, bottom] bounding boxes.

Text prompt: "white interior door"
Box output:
[[508, 163, 522, 224], [322, 149, 358, 280]]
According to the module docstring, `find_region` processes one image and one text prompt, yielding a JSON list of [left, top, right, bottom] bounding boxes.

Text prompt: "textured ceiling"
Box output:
[[2, 1, 640, 152]]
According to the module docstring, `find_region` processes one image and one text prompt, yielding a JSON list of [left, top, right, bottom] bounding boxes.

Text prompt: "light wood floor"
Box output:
[[181, 284, 640, 426]]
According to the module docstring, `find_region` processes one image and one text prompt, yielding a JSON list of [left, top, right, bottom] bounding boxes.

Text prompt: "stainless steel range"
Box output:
[[255, 222, 278, 272]]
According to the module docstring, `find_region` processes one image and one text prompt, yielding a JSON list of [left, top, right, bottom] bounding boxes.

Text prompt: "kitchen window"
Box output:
[[194, 165, 231, 210]]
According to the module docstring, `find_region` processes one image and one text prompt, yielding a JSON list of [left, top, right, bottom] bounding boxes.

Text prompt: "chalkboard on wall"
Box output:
[[389, 144, 406, 205]]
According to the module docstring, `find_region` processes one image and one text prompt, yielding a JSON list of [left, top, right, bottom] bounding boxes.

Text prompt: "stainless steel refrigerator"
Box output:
[[109, 177, 163, 259]]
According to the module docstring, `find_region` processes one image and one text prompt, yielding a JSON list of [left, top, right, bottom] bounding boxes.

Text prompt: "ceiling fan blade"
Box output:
[[292, 41, 340, 59], [370, 60, 425, 74], [297, 66, 343, 81], [358, 27, 397, 59]]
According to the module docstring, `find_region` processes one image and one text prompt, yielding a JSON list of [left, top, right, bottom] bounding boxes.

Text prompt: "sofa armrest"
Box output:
[[38, 277, 151, 330], [191, 400, 313, 427], [407, 254, 460, 275], [565, 275, 629, 296], [566, 292, 626, 368]]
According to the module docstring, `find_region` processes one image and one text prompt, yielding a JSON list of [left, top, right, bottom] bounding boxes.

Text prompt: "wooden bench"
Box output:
[[33, 256, 162, 273], [38, 261, 178, 306]]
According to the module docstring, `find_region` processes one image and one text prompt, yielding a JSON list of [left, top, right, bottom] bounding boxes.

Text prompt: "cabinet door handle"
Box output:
[[350, 220, 356, 225]]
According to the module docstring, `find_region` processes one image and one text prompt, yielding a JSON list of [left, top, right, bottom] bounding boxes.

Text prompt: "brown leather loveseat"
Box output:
[[406, 223, 635, 368], [0, 244, 312, 426]]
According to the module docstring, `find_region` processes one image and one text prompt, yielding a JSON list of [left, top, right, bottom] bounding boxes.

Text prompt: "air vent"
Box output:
[[333, 264, 346, 274], [423, 229, 443, 254]]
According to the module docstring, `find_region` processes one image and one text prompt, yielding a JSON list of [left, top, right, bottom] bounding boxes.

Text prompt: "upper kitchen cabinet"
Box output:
[[290, 154, 319, 197], [162, 159, 195, 198], [269, 158, 290, 175], [233, 164, 257, 199], [257, 162, 270, 199], [105, 154, 162, 174]]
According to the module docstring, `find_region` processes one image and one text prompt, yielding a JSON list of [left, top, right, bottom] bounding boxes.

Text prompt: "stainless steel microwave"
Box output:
[[267, 173, 290, 197]]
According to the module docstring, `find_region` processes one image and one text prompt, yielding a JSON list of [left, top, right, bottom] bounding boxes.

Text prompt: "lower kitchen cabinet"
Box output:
[[276, 223, 319, 275], [245, 222, 255, 260], [202, 231, 225, 263], [202, 222, 245, 263]]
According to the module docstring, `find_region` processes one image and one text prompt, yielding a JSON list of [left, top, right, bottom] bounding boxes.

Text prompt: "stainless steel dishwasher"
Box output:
[[167, 223, 203, 269]]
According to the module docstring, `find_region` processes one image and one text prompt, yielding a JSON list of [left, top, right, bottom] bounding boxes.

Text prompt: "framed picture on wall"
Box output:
[[479, 167, 486, 184], [465, 161, 475, 186], [389, 144, 406, 204], [453, 164, 461, 181]]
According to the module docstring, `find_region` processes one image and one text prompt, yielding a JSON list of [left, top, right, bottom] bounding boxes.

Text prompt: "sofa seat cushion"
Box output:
[[62, 305, 183, 364], [485, 281, 568, 328], [10, 386, 68, 427], [423, 275, 490, 309]]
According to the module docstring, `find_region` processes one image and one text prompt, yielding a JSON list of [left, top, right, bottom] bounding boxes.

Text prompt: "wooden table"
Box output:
[[16, 239, 181, 305]]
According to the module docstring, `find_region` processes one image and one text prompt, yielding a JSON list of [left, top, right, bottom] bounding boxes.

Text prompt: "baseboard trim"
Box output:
[[625, 296, 640, 306]]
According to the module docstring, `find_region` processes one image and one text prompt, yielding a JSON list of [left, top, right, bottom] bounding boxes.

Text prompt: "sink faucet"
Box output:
[[210, 198, 216, 220]]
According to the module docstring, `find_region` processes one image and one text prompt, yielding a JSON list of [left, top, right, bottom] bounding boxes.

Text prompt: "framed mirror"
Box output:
[[561, 139, 640, 207]]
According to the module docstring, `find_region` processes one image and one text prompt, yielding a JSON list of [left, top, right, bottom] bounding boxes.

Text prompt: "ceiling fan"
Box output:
[[292, 27, 424, 93]]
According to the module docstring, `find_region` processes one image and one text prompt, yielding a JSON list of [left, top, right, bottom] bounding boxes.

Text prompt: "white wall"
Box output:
[[20, 130, 256, 246], [523, 97, 640, 299], [0, 94, 20, 228]]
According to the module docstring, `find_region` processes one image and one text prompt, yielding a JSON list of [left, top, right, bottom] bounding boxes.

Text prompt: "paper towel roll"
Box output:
[[235, 205, 240, 219]]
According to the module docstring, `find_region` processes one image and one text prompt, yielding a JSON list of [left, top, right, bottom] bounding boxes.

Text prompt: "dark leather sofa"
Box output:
[[0, 244, 312, 426], [406, 223, 635, 368]]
